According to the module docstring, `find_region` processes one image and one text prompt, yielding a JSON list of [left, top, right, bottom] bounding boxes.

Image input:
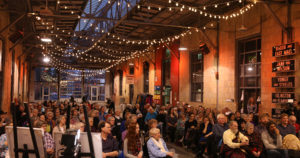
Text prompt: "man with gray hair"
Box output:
[[210, 113, 228, 157], [213, 114, 229, 142], [222, 121, 249, 157]]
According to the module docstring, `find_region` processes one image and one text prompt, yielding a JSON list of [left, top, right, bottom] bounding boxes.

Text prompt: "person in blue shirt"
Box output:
[[145, 107, 157, 123], [147, 128, 174, 158]]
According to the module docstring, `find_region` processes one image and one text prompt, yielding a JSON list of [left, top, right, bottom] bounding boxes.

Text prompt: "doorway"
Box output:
[[42, 86, 50, 101], [90, 86, 98, 101], [129, 84, 134, 104]]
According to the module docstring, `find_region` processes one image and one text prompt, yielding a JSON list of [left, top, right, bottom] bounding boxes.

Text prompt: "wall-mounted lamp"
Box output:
[[199, 42, 210, 54]]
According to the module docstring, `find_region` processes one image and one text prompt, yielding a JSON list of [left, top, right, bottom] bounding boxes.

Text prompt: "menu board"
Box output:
[[272, 60, 295, 72], [272, 76, 295, 88], [272, 43, 296, 57], [272, 93, 295, 103]]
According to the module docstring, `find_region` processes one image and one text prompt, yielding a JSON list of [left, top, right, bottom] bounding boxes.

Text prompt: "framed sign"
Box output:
[[272, 76, 295, 88], [272, 60, 295, 72], [272, 43, 296, 57], [271, 108, 284, 119], [272, 93, 295, 103], [126, 76, 134, 84]]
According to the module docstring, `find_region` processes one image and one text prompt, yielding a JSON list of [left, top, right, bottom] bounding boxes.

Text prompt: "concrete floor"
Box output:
[[166, 142, 196, 158]]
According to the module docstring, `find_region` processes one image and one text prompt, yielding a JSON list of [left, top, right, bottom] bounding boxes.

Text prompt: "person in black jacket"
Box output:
[[184, 114, 198, 148]]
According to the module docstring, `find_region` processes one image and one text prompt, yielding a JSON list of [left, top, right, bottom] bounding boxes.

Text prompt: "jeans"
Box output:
[[266, 149, 288, 158]]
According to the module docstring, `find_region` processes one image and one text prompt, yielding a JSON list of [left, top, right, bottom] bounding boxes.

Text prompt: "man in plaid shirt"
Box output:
[[37, 121, 55, 158]]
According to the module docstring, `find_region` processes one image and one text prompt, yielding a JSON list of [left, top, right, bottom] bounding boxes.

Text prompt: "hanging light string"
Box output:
[[35, 0, 257, 60], [42, 27, 194, 62], [137, 0, 256, 20], [43, 45, 154, 76], [109, 28, 193, 45], [43, 44, 151, 63], [41, 45, 120, 62], [47, 56, 107, 77]]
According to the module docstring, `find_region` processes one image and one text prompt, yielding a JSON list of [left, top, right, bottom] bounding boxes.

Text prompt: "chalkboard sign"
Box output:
[[272, 60, 295, 72], [272, 76, 295, 88], [271, 108, 284, 119], [272, 43, 296, 57], [272, 93, 295, 103]]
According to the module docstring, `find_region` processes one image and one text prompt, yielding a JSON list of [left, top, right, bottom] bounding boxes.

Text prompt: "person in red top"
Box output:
[[289, 115, 299, 136]]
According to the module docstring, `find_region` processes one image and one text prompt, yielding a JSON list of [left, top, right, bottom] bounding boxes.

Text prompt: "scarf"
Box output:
[[151, 138, 167, 153], [128, 136, 142, 156]]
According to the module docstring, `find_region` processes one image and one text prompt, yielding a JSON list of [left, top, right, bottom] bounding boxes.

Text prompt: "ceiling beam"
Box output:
[[0, 14, 26, 35]]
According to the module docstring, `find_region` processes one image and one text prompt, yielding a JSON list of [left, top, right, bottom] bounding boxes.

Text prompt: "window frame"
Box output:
[[190, 50, 204, 102], [119, 70, 123, 96], [237, 36, 261, 112], [143, 62, 149, 93]]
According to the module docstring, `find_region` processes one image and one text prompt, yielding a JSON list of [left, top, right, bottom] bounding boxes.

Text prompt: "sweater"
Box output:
[[261, 131, 282, 149]]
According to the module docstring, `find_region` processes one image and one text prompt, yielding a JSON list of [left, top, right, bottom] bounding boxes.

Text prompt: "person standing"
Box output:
[[247, 97, 257, 114]]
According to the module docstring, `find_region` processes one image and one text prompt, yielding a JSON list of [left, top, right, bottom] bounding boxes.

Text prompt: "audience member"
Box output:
[[184, 113, 197, 148], [166, 107, 177, 142], [145, 107, 157, 123], [52, 115, 66, 135], [99, 121, 119, 158], [222, 121, 249, 158], [38, 121, 55, 158], [147, 128, 174, 158], [289, 115, 299, 136], [175, 113, 186, 143], [124, 123, 143, 158], [261, 121, 287, 158], [255, 113, 269, 134], [196, 116, 213, 157], [277, 113, 296, 137], [244, 122, 263, 158]]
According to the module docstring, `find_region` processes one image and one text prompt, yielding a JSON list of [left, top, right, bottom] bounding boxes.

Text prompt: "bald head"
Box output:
[[289, 115, 297, 125]]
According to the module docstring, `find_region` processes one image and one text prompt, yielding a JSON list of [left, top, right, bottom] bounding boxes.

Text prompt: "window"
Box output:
[[190, 50, 204, 102], [129, 66, 134, 75], [143, 62, 149, 93], [60, 70, 82, 99], [34, 67, 58, 101], [238, 37, 261, 112], [119, 70, 123, 96]]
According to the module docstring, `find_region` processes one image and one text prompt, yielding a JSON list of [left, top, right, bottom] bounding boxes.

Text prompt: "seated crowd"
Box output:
[[0, 99, 299, 158]]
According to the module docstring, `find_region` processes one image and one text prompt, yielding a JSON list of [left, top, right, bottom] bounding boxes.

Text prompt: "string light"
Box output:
[[37, 0, 256, 74], [43, 45, 154, 77], [162, 0, 255, 20], [108, 29, 193, 45]]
